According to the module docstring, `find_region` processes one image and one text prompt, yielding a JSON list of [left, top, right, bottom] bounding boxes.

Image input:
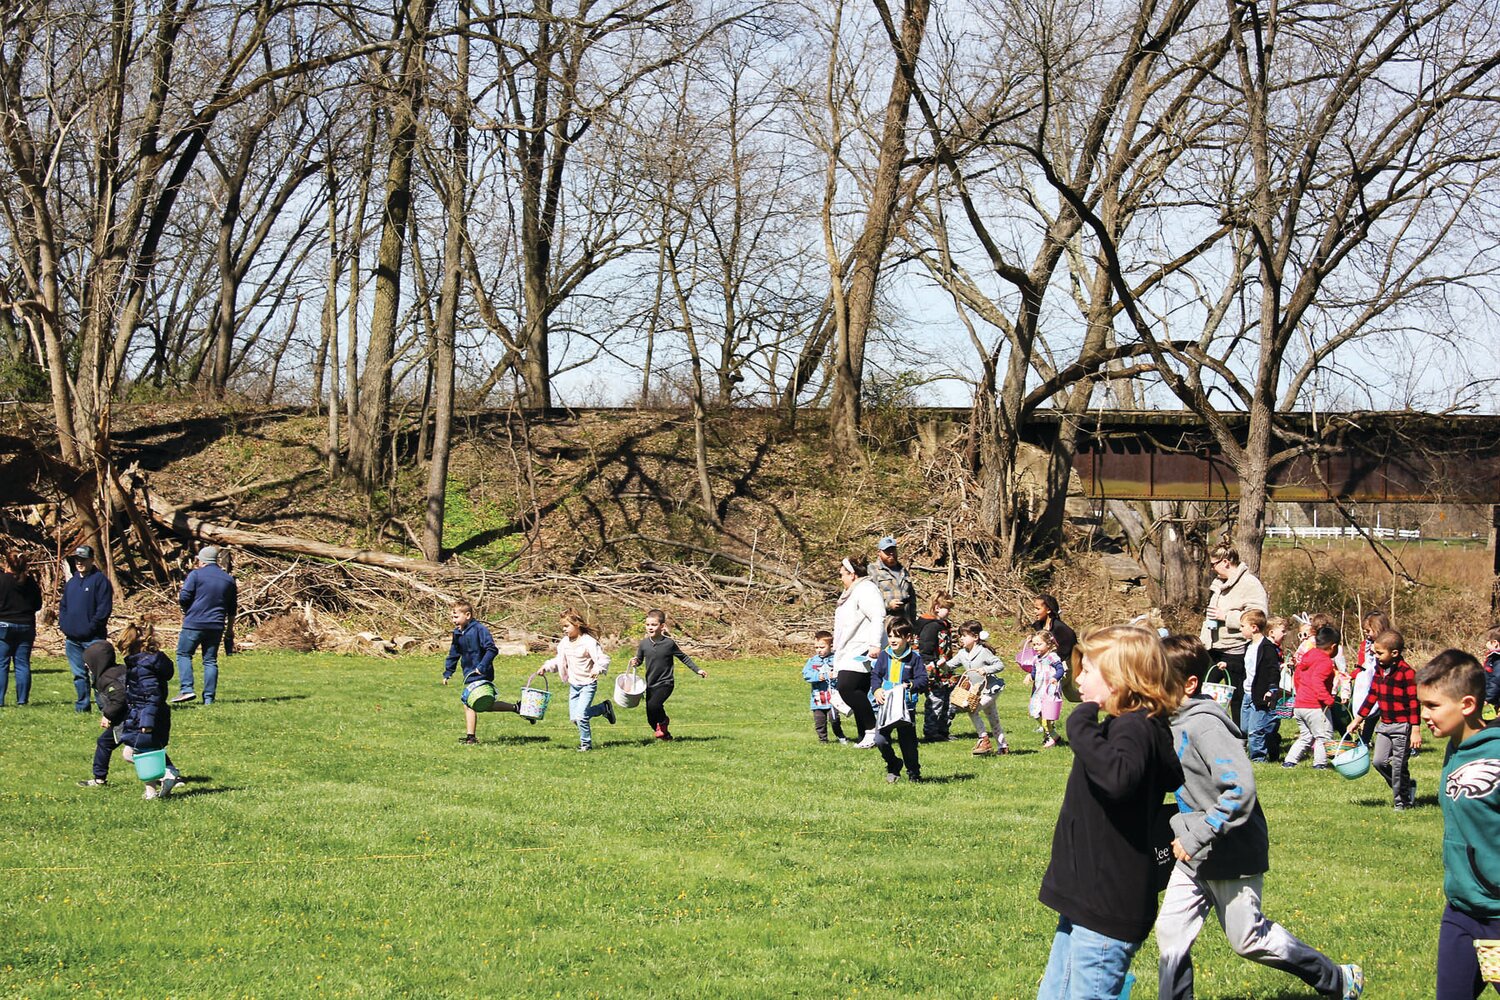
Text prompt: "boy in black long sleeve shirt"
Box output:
[[630, 609, 707, 740]]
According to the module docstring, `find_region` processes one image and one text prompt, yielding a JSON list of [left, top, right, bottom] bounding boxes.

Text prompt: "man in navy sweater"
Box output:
[[171, 546, 237, 705], [58, 545, 113, 712]]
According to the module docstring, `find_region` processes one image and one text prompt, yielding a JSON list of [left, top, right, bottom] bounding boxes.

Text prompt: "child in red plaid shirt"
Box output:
[[1346, 628, 1419, 810]]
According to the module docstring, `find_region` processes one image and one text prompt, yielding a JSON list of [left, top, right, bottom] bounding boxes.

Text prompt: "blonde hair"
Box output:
[[560, 608, 594, 636], [1078, 625, 1182, 718], [118, 622, 158, 656], [1029, 630, 1058, 653]]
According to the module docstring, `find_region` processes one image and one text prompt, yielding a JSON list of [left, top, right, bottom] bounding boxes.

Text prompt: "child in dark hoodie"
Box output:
[[869, 621, 928, 782], [1036, 625, 1185, 1000], [1155, 636, 1362, 1000], [79, 623, 184, 799]]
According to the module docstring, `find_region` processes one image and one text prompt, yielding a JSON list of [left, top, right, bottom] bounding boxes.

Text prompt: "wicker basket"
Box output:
[[1476, 939, 1500, 985]]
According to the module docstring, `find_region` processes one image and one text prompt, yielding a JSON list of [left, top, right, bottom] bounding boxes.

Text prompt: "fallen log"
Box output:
[[141, 489, 453, 577]]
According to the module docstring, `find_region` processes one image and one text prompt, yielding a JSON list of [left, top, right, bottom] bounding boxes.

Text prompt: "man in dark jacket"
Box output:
[[172, 546, 237, 705], [58, 545, 113, 712]]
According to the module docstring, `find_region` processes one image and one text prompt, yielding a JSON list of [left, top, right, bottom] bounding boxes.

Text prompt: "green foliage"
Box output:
[[0, 352, 47, 402], [0, 651, 1447, 998], [443, 476, 522, 565]]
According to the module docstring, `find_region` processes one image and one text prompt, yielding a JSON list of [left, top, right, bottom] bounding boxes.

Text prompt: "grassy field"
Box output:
[[0, 651, 1450, 998]]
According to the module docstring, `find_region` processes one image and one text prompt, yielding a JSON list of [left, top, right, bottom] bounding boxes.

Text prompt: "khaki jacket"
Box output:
[[1200, 564, 1268, 654]]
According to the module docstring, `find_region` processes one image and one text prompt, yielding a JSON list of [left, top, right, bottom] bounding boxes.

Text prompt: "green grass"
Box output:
[[0, 653, 1447, 998]]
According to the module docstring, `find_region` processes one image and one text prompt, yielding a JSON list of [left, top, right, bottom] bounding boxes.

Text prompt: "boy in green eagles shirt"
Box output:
[[1415, 649, 1500, 1000]]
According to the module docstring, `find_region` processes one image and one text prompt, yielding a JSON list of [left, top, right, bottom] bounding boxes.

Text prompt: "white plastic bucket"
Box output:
[[613, 667, 646, 708]]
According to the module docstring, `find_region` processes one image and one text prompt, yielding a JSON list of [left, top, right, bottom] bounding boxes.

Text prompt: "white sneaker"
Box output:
[[854, 732, 881, 749], [142, 784, 160, 800]]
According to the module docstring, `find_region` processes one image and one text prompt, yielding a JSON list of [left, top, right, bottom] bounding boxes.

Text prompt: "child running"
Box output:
[[541, 609, 614, 752], [916, 593, 958, 742], [629, 608, 707, 741], [870, 621, 928, 782], [951, 619, 1008, 756], [803, 630, 846, 744], [78, 623, 185, 799], [442, 600, 524, 744], [1415, 650, 1500, 1000], [1283, 626, 1339, 770], [1026, 630, 1065, 748], [1345, 628, 1418, 810], [1036, 625, 1185, 1000], [1155, 635, 1363, 1000]]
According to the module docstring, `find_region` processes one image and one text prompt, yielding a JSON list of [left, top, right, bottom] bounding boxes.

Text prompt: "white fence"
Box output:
[[1266, 526, 1422, 540]]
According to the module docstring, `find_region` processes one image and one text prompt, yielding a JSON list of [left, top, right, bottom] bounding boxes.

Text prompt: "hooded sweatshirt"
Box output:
[[1168, 697, 1271, 880], [1440, 725, 1500, 920], [1040, 705, 1185, 942]]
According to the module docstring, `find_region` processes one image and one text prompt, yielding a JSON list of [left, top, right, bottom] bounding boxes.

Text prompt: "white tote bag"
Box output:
[[875, 683, 911, 728]]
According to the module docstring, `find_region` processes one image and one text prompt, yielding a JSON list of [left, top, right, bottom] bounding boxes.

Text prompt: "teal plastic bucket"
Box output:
[[463, 681, 497, 713], [1331, 738, 1371, 780], [133, 748, 167, 782]]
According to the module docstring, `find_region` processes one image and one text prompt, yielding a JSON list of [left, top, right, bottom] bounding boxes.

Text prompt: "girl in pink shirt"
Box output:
[[542, 610, 615, 751]]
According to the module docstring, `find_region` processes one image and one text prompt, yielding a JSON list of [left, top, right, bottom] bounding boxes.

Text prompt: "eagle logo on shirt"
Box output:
[[1446, 760, 1500, 801]]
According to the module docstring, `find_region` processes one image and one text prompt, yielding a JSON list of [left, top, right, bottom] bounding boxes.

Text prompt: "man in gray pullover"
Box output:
[[1156, 636, 1363, 1000]]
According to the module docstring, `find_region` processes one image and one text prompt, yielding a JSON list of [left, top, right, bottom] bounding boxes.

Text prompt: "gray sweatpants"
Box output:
[[1155, 866, 1341, 999], [1285, 707, 1333, 766], [1373, 720, 1414, 808]]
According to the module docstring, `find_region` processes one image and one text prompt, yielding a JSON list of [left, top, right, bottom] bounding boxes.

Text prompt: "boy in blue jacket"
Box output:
[[802, 630, 845, 743], [869, 621, 928, 782], [442, 601, 523, 744], [59, 545, 113, 712], [1155, 636, 1361, 1000], [1415, 649, 1500, 1000]]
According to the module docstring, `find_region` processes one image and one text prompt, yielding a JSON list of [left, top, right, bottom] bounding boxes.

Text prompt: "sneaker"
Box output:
[[1338, 962, 1364, 999], [600, 700, 616, 725], [577, 744, 592, 753], [1313, 764, 1332, 771], [659, 728, 673, 742], [837, 737, 850, 745], [458, 734, 477, 745], [972, 736, 994, 756], [202, 697, 214, 706], [1282, 761, 1299, 768], [160, 772, 182, 796], [885, 771, 900, 783], [996, 744, 1012, 755], [855, 732, 881, 749], [1042, 737, 1059, 749], [907, 773, 924, 783], [142, 784, 159, 800], [77, 778, 107, 788], [170, 692, 196, 704]]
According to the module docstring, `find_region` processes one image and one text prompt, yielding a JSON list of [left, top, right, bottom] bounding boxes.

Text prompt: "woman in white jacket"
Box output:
[[833, 556, 886, 745]]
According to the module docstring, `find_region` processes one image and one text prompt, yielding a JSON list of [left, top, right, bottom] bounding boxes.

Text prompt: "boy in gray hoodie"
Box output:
[[1155, 636, 1363, 1000]]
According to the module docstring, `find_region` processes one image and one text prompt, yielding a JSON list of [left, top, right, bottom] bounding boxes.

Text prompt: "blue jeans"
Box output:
[[1037, 916, 1141, 1000], [1241, 702, 1274, 760], [64, 637, 95, 711], [568, 682, 608, 746], [176, 627, 222, 700], [0, 622, 35, 706]]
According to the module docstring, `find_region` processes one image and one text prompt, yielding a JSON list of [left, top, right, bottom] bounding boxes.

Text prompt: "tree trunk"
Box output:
[[421, 3, 467, 562], [827, 0, 931, 455], [348, 0, 433, 485]]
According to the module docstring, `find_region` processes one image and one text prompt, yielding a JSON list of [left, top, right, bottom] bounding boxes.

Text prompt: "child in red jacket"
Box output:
[[1283, 626, 1339, 770]]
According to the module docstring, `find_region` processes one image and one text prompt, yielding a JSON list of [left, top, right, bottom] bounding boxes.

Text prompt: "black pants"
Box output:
[[812, 708, 846, 742], [878, 720, 920, 778], [646, 683, 673, 730], [94, 727, 176, 781], [836, 670, 877, 741]]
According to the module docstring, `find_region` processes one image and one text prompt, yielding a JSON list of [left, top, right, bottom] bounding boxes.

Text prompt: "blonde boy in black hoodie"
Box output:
[[1155, 636, 1361, 1000]]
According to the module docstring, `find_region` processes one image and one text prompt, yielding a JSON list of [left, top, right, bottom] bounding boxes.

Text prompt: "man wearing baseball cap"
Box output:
[[867, 536, 918, 631], [58, 545, 113, 712], [172, 546, 238, 705]]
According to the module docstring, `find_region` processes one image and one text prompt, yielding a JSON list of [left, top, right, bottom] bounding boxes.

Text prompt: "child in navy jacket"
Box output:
[[869, 621, 928, 782], [442, 601, 522, 744], [79, 623, 185, 799]]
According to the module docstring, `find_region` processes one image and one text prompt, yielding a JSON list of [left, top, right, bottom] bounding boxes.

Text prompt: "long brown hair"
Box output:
[[117, 622, 159, 657], [560, 608, 594, 637], [1079, 624, 1183, 718], [2, 549, 29, 581]]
